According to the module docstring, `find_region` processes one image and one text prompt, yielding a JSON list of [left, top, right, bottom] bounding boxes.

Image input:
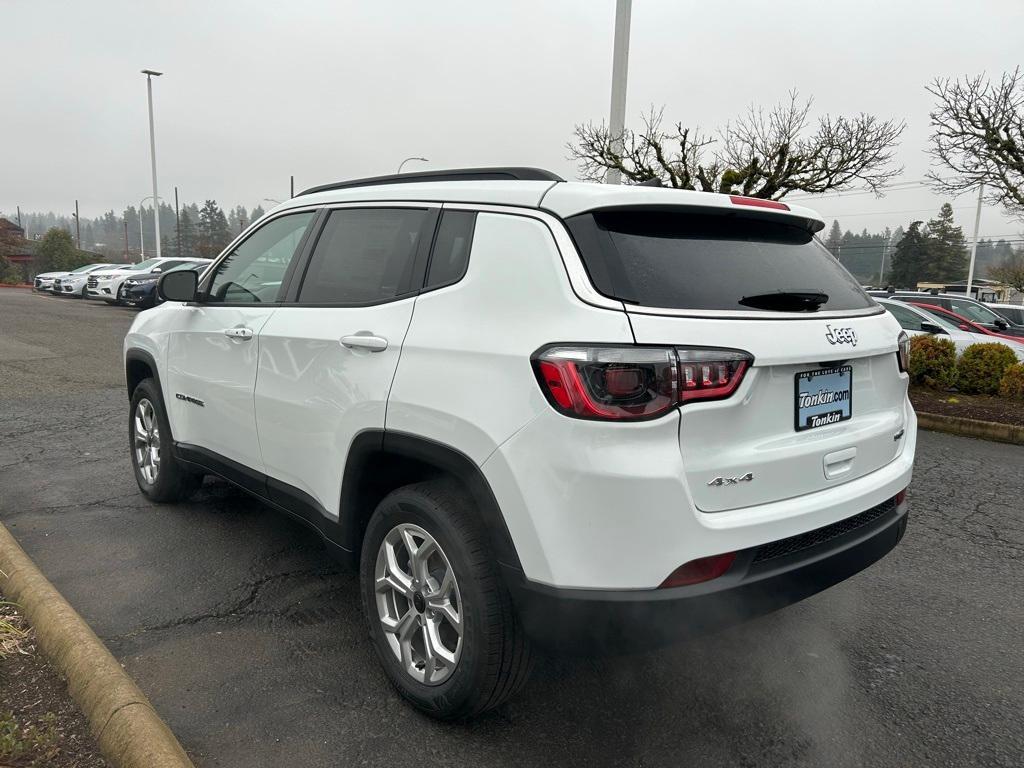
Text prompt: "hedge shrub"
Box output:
[[956, 343, 1019, 395], [907, 335, 957, 389], [999, 363, 1024, 400]]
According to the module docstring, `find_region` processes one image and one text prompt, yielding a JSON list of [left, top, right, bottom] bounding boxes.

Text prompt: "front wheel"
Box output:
[[129, 379, 201, 502], [360, 481, 532, 719]]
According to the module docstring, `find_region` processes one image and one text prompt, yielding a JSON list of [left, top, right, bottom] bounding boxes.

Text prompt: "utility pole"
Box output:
[[138, 207, 145, 259], [878, 234, 890, 287], [290, 175, 295, 198], [123, 218, 129, 260], [141, 69, 163, 258], [16, 206, 21, 228], [74, 200, 81, 249], [965, 183, 985, 298], [605, 0, 632, 185], [174, 186, 180, 258]]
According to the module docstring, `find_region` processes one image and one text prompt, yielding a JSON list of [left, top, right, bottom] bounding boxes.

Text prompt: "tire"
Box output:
[[129, 378, 201, 502], [360, 480, 532, 719]]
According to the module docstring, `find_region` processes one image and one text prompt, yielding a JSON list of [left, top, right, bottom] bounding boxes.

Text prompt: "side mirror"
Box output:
[[158, 270, 198, 303], [958, 324, 971, 332], [152, 267, 163, 273], [920, 322, 945, 335], [995, 318, 1009, 329]]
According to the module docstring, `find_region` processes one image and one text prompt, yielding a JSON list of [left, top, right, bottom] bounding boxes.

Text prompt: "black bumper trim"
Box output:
[[504, 499, 908, 654]]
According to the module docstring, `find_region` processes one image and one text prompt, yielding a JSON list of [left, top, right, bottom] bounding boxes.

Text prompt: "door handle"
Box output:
[[341, 333, 388, 352], [223, 327, 254, 340]]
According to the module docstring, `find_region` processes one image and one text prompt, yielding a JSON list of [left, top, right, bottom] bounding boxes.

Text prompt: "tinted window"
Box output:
[[884, 302, 931, 332], [566, 210, 874, 312], [298, 208, 429, 304], [996, 306, 1024, 324], [425, 211, 476, 289], [206, 212, 313, 304], [947, 297, 1004, 325]]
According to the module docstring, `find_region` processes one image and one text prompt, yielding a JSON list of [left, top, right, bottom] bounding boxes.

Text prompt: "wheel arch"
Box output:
[[125, 348, 163, 400], [339, 430, 523, 574]]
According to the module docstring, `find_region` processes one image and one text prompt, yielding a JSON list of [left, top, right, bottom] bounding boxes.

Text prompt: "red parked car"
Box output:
[[910, 303, 1024, 344]]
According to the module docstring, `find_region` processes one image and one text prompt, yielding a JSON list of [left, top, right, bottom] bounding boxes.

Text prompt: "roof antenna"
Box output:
[[638, 177, 663, 187]]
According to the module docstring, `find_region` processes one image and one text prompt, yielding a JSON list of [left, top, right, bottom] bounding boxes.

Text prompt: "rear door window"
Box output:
[[565, 209, 874, 312], [297, 208, 431, 305], [424, 210, 476, 290]]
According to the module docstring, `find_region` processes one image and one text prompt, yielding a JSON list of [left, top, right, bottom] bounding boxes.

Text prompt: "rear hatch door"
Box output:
[[564, 205, 910, 513]]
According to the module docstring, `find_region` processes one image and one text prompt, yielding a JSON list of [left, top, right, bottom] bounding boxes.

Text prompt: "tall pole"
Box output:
[[16, 206, 21, 228], [174, 186, 180, 257], [73, 200, 81, 249], [878, 235, 889, 286], [124, 218, 129, 260], [138, 207, 145, 259], [142, 70, 163, 259], [290, 175, 295, 198], [965, 183, 985, 297], [605, 0, 632, 185]]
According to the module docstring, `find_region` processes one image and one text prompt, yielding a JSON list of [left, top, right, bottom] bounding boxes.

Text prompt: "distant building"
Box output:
[[0, 217, 34, 281], [916, 278, 1019, 303]]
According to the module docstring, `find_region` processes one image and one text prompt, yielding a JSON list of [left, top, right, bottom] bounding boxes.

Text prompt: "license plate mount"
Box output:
[[795, 365, 853, 431]]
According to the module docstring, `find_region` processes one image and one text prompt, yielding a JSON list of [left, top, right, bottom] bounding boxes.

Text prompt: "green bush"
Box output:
[[956, 343, 1019, 395], [999, 363, 1024, 400], [907, 334, 958, 389]]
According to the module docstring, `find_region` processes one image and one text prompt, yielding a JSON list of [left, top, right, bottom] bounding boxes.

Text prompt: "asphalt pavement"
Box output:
[[1, 288, 1022, 767]]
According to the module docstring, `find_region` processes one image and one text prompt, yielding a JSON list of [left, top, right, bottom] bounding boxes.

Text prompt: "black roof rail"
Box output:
[[298, 167, 564, 196]]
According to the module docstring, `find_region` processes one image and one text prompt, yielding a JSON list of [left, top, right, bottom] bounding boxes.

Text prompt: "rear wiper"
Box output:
[[739, 290, 829, 312]]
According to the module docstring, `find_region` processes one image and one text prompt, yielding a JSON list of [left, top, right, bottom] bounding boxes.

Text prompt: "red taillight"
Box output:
[[532, 345, 753, 421], [895, 488, 907, 506], [660, 552, 737, 588], [729, 195, 790, 211], [677, 348, 751, 403]]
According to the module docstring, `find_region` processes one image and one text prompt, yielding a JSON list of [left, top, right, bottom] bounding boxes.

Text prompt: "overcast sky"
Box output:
[[3, 0, 1022, 240]]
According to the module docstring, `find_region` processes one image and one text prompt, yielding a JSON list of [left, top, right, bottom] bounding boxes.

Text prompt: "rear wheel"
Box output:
[[360, 480, 532, 719], [129, 379, 201, 502]]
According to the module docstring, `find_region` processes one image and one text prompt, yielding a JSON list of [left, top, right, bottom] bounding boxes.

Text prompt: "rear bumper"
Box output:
[[505, 495, 908, 653]]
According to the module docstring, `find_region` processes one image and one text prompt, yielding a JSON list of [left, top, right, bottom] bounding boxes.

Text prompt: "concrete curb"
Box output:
[[917, 411, 1024, 446], [0, 523, 194, 768]]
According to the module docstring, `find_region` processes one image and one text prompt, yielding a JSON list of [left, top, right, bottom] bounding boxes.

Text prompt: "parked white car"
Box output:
[[878, 298, 1024, 361], [34, 263, 113, 292], [54, 263, 130, 298], [87, 257, 207, 303], [124, 167, 914, 718]]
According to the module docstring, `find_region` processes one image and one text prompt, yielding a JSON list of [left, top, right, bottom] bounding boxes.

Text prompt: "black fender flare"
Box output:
[[338, 430, 523, 573]]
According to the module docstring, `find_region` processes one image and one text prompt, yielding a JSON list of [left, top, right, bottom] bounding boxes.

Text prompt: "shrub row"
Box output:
[[908, 336, 1022, 396]]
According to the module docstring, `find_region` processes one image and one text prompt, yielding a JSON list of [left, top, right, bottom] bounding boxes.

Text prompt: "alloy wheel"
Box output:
[[374, 523, 463, 685], [133, 398, 161, 484]]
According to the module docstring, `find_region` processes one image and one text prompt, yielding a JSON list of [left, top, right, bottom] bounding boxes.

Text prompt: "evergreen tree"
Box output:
[[33, 228, 77, 273], [197, 200, 231, 258], [887, 222, 929, 288], [249, 204, 266, 223], [923, 203, 968, 281], [178, 208, 198, 257], [824, 219, 842, 257]]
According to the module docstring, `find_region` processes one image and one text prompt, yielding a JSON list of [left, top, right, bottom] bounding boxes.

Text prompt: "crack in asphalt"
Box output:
[[109, 566, 343, 640]]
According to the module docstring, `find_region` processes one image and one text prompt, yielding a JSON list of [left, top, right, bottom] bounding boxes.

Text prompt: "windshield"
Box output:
[[70, 263, 101, 273], [127, 258, 161, 271], [566, 209, 875, 312]]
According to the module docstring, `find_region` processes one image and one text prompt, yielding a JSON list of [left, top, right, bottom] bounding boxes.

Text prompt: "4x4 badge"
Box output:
[[707, 472, 754, 487], [825, 325, 857, 346]]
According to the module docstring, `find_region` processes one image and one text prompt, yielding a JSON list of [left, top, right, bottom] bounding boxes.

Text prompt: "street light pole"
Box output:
[[139, 194, 161, 260], [397, 157, 428, 174], [965, 183, 985, 298], [606, 0, 632, 185], [142, 69, 163, 259], [73, 199, 81, 249]]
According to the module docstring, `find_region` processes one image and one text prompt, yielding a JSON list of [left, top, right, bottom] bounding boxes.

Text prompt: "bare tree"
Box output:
[[989, 250, 1024, 293], [927, 68, 1024, 218], [568, 93, 904, 199]]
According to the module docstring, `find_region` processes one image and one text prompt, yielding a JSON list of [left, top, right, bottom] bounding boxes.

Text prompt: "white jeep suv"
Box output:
[[123, 168, 915, 719]]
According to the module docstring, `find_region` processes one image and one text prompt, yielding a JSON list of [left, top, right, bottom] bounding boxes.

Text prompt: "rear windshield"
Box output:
[[565, 209, 875, 312]]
